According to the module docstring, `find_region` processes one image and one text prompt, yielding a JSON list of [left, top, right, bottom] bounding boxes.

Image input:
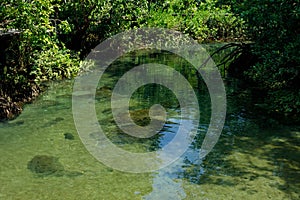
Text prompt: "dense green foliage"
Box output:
[[55, 0, 245, 57], [0, 0, 244, 90], [219, 0, 300, 117], [0, 0, 79, 84], [0, 0, 80, 119], [146, 0, 245, 41], [1, 0, 299, 121], [243, 0, 299, 115], [56, 0, 149, 57]]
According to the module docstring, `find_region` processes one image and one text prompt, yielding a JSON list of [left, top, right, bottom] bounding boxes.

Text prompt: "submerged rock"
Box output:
[[27, 155, 64, 175], [111, 109, 151, 126], [27, 155, 83, 177], [64, 132, 75, 140], [130, 109, 151, 126]]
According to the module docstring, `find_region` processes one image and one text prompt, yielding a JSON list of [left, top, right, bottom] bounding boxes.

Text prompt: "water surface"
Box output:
[[0, 49, 299, 199]]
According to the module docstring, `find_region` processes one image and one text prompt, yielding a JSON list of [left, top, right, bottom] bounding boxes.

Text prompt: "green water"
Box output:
[[0, 50, 299, 200]]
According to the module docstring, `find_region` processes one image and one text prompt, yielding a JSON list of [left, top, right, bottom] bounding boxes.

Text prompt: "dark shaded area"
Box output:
[[0, 83, 41, 121], [64, 132, 75, 140], [226, 43, 258, 79], [0, 32, 45, 121]]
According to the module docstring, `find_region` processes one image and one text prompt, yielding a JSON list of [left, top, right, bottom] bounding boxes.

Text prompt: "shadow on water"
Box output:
[[180, 91, 300, 199]]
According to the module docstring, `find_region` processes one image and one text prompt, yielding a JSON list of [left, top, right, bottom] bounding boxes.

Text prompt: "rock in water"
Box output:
[[27, 155, 64, 175], [64, 132, 75, 140]]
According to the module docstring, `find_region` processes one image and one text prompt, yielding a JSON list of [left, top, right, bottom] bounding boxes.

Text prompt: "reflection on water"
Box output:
[[0, 49, 299, 199]]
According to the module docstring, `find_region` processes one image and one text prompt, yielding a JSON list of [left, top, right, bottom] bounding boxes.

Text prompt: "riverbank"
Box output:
[[0, 82, 41, 121]]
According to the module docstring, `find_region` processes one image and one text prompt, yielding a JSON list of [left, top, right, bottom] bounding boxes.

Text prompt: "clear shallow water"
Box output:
[[0, 50, 299, 200]]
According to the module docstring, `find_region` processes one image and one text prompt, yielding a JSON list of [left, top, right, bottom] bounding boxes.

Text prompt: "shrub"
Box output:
[[239, 0, 300, 115], [145, 0, 246, 42], [0, 0, 79, 84]]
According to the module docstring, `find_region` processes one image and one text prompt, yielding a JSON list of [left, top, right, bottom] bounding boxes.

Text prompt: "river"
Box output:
[[0, 48, 299, 200]]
